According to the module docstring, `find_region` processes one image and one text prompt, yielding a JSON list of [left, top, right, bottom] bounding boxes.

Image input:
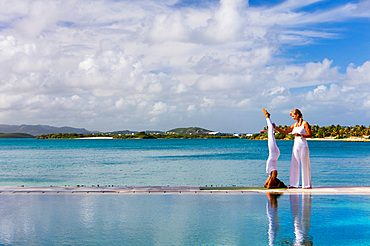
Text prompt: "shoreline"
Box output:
[[259, 137, 370, 142], [76, 137, 114, 139], [308, 137, 370, 142]]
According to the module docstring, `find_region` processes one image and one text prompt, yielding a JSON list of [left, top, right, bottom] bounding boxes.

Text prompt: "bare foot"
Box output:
[[262, 108, 270, 118]]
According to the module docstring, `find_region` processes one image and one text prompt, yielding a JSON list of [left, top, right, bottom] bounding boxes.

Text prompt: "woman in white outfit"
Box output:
[[274, 109, 312, 189], [263, 108, 286, 189]]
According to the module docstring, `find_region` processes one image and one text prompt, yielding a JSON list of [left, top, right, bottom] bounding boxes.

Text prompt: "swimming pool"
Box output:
[[0, 193, 368, 245]]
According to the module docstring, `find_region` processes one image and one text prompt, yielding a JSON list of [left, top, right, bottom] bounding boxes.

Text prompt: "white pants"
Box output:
[[290, 145, 311, 188], [266, 118, 280, 176]]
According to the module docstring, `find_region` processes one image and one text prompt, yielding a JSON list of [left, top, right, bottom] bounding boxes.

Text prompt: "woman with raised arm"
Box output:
[[274, 109, 312, 189]]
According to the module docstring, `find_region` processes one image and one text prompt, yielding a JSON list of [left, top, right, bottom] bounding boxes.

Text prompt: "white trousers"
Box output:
[[266, 118, 280, 176], [290, 145, 311, 188]]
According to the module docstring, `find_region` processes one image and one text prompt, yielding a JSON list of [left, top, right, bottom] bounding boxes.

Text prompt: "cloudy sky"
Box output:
[[1, 0, 369, 133]]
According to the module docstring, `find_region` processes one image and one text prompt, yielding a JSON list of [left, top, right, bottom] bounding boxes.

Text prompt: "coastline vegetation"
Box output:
[[32, 125, 370, 140], [249, 124, 370, 140], [36, 131, 239, 139], [36, 133, 88, 139]]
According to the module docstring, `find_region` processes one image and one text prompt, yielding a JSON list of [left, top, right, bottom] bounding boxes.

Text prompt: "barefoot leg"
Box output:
[[262, 108, 270, 118]]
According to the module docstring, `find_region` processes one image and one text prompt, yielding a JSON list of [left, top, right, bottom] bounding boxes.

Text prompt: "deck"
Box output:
[[0, 186, 369, 194]]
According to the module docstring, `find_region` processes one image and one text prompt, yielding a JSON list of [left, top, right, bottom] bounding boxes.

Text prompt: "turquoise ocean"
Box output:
[[0, 139, 369, 245], [0, 138, 368, 187]]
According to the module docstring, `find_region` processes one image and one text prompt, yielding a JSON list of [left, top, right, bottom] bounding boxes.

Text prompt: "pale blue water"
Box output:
[[0, 139, 369, 187], [0, 194, 369, 245], [0, 139, 369, 245]]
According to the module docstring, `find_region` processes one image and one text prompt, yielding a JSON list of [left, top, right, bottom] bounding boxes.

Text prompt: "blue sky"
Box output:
[[0, 0, 369, 133]]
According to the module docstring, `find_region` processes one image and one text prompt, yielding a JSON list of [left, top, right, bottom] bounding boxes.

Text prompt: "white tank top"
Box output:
[[292, 122, 308, 147]]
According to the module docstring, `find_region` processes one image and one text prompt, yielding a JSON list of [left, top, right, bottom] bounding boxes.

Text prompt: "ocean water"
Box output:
[[0, 139, 369, 245], [0, 138, 368, 187], [0, 193, 369, 245]]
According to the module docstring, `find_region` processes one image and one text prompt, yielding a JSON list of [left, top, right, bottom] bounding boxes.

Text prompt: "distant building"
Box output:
[[208, 131, 221, 135]]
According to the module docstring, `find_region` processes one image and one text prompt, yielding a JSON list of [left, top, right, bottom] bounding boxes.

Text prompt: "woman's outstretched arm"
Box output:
[[274, 124, 293, 135]]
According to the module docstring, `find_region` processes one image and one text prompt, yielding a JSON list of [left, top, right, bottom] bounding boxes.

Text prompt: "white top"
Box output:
[[292, 122, 308, 147]]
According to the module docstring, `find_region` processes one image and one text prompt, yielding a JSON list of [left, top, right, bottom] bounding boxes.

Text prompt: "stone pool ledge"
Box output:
[[0, 186, 369, 194]]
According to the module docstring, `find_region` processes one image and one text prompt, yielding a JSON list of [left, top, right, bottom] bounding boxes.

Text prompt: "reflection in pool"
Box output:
[[267, 193, 312, 245], [0, 193, 368, 245]]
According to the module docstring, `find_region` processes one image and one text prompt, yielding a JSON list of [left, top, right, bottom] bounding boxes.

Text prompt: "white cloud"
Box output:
[[203, 0, 246, 42], [150, 102, 168, 116], [302, 61, 370, 124], [275, 59, 340, 88], [0, 0, 369, 132], [300, 59, 339, 81], [12, 1, 66, 39], [148, 13, 189, 42], [345, 61, 370, 86]]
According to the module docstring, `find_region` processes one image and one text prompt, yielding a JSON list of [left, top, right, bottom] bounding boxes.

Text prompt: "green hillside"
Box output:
[[167, 127, 212, 135], [0, 124, 91, 136], [0, 133, 35, 138]]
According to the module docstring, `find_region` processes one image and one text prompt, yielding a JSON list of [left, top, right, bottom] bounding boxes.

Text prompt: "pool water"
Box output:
[[0, 193, 368, 245]]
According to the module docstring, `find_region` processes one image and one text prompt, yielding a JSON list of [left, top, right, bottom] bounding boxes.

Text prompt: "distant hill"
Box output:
[[167, 127, 213, 135], [0, 124, 92, 136], [0, 133, 35, 138]]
